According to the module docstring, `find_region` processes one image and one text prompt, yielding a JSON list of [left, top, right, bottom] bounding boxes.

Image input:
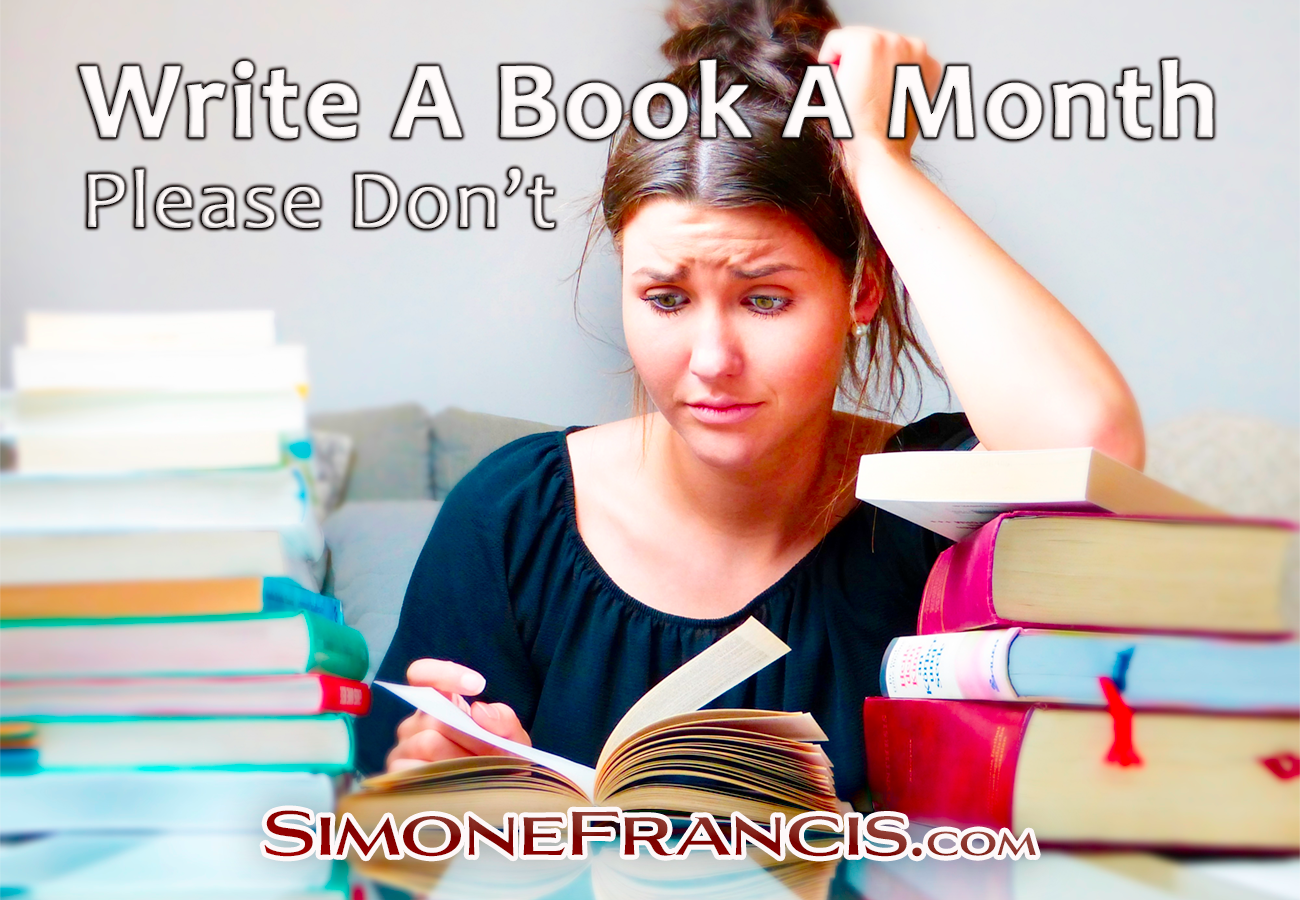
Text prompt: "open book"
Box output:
[[340, 619, 841, 826], [351, 840, 838, 900]]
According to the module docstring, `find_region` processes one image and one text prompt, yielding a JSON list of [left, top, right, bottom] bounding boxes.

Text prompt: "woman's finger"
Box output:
[[386, 726, 475, 768], [470, 702, 532, 747], [395, 710, 435, 743], [405, 658, 486, 696]]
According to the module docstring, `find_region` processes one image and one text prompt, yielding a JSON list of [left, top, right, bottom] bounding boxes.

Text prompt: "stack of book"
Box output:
[[0, 311, 364, 897], [856, 448, 1300, 851]]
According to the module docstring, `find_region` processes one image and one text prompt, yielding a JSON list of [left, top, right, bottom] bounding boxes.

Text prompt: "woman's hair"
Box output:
[[590, 0, 942, 420]]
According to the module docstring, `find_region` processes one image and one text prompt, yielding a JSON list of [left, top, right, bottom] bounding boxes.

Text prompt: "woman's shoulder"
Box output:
[[439, 428, 576, 525], [885, 411, 978, 453]]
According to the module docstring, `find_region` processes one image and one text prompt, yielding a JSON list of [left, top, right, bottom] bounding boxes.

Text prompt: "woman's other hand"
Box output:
[[384, 659, 532, 773], [818, 27, 940, 171]]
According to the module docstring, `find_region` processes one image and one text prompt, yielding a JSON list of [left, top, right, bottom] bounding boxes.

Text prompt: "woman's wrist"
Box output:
[[842, 137, 916, 185]]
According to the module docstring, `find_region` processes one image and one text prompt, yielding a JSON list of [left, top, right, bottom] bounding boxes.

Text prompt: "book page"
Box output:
[[375, 682, 597, 798], [596, 617, 790, 770]]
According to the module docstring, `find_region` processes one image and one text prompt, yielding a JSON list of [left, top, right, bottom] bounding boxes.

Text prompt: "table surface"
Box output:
[[349, 847, 1300, 900]]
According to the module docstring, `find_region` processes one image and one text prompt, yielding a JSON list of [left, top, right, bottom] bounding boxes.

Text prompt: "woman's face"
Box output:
[[621, 199, 872, 471]]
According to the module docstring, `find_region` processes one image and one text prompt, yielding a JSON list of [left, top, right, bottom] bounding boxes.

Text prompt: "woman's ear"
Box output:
[[851, 250, 887, 326]]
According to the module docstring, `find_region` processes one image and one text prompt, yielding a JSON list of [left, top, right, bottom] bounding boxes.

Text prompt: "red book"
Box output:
[[863, 697, 1300, 850], [0, 673, 371, 718], [919, 512, 1297, 636]]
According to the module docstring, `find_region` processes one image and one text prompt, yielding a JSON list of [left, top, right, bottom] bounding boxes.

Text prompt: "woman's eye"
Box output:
[[646, 292, 687, 313], [745, 295, 791, 314]]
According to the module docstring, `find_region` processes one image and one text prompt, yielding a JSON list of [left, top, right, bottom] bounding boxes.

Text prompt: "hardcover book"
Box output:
[[880, 628, 1300, 712], [862, 697, 1299, 850], [855, 448, 1223, 540], [1, 673, 370, 718], [0, 611, 367, 681], [1, 575, 342, 622], [918, 512, 1298, 635]]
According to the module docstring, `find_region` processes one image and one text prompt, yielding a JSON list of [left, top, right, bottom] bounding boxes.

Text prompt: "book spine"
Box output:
[[261, 577, 342, 623], [318, 675, 371, 715], [301, 613, 369, 682], [864, 698, 1031, 829], [881, 630, 1020, 701], [918, 515, 1007, 634], [0, 578, 266, 619]]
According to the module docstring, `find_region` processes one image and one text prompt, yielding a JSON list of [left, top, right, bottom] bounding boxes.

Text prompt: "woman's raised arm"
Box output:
[[820, 27, 1145, 468]]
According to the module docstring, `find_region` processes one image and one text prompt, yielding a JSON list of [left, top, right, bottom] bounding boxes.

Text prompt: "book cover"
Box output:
[[1, 673, 370, 718], [0, 610, 368, 681], [0, 575, 342, 622], [918, 512, 1298, 636], [863, 697, 1300, 850], [881, 629, 1299, 713]]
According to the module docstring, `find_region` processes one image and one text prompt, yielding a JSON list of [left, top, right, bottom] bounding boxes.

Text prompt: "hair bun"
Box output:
[[662, 0, 839, 95]]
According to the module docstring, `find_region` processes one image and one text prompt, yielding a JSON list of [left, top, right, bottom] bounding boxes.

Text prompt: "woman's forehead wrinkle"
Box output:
[[648, 230, 787, 273]]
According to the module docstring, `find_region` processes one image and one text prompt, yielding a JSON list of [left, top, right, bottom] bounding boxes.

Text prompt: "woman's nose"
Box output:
[[688, 310, 744, 381]]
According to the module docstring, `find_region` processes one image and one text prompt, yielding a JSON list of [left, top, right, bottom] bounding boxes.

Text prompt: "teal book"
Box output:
[[0, 611, 368, 681], [0, 715, 353, 773]]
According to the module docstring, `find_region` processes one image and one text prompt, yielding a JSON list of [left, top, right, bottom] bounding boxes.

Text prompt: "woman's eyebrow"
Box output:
[[731, 263, 803, 278], [631, 266, 687, 282]]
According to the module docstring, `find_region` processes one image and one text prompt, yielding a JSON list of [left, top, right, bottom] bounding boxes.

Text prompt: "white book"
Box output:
[[15, 431, 285, 474], [25, 310, 276, 351], [855, 447, 1223, 540], [0, 530, 316, 587], [13, 345, 309, 394], [0, 391, 306, 435], [0, 467, 323, 560], [0, 771, 334, 833]]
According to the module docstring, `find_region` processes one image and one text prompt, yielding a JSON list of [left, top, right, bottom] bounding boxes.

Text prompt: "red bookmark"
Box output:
[[1099, 676, 1142, 767], [1261, 753, 1300, 781]]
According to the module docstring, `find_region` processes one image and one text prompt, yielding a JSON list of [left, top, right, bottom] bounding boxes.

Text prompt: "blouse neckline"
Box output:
[[554, 426, 865, 629]]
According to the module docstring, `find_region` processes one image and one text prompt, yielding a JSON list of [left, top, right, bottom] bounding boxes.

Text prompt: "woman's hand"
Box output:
[[818, 26, 941, 173], [816, 27, 1145, 468], [385, 659, 531, 773]]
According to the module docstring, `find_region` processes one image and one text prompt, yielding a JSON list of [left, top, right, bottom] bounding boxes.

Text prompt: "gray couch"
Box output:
[[311, 405, 552, 680]]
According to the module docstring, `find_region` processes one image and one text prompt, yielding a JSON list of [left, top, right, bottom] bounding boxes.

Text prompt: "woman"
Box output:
[[355, 0, 1142, 808]]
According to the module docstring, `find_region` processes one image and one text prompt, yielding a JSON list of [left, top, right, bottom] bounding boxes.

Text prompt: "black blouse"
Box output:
[[356, 412, 976, 806]]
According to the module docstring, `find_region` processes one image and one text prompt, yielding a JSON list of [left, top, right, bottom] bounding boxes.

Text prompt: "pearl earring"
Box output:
[[852, 322, 868, 338]]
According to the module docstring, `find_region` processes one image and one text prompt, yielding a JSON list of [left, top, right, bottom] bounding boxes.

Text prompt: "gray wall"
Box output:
[[3, 1, 1296, 429]]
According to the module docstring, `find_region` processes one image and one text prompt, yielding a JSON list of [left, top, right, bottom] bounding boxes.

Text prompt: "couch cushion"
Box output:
[[428, 406, 553, 500], [309, 404, 430, 502], [323, 500, 440, 681]]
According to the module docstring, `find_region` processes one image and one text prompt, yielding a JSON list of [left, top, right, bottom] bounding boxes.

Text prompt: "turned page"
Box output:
[[596, 617, 790, 771]]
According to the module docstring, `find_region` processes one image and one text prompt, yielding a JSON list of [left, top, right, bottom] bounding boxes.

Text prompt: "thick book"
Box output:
[[0, 389, 305, 436], [14, 430, 289, 473], [339, 619, 842, 827], [0, 611, 368, 681], [2, 715, 353, 771], [862, 697, 1299, 850], [0, 530, 315, 588], [881, 629, 1300, 713], [0, 465, 324, 560], [0, 770, 335, 833], [855, 447, 1224, 540], [1, 575, 341, 621], [918, 512, 1299, 635], [24, 310, 278, 351], [1, 673, 370, 718], [12, 345, 309, 394]]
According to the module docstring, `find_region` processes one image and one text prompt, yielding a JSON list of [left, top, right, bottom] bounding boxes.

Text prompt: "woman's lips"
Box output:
[[685, 401, 763, 424]]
